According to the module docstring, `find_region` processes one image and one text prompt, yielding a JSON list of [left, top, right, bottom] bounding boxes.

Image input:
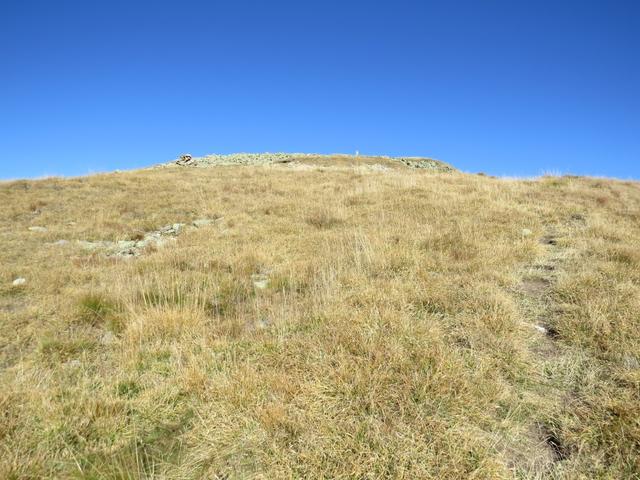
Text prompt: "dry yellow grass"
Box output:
[[0, 158, 639, 479]]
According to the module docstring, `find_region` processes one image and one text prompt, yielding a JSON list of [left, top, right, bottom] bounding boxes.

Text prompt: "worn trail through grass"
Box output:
[[509, 215, 592, 478]]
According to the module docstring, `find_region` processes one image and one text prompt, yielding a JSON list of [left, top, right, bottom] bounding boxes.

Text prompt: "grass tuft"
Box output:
[[305, 209, 342, 229], [77, 292, 123, 331]]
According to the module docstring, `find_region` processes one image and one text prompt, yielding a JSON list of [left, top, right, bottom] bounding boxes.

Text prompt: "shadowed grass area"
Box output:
[[0, 159, 639, 478]]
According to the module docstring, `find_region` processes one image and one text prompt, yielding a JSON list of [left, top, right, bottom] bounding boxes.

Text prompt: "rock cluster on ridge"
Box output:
[[169, 152, 456, 172]]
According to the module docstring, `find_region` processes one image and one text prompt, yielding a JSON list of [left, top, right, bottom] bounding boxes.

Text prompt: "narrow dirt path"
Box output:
[[505, 220, 582, 477], [520, 227, 566, 345]]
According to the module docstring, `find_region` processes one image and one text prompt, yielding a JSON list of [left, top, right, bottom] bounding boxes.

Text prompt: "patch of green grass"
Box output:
[[116, 380, 142, 398], [135, 349, 174, 376], [40, 338, 96, 362], [77, 293, 123, 330], [205, 278, 254, 317], [68, 397, 196, 478]]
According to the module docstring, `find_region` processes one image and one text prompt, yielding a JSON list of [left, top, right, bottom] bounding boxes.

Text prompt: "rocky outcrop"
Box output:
[[175, 154, 194, 166], [170, 153, 456, 172], [396, 157, 456, 171], [78, 219, 218, 258], [180, 153, 304, 166]]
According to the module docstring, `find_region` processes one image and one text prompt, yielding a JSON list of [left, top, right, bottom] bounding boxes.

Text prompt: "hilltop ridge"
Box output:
[[164, 152, 456, 172]]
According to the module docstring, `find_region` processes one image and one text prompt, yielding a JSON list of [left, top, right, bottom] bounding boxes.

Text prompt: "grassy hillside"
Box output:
[[1, 156, 639, 479]]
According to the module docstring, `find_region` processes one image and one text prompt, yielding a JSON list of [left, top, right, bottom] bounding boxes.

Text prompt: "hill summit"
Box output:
[[1, 157, 639, 478], [166, 152, 456, 172]]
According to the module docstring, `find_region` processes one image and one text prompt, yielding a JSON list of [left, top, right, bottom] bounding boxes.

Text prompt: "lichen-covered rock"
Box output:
[[76, 221, 211, 258], [192, 218, 214, 227], [396, 157, 456, 171]]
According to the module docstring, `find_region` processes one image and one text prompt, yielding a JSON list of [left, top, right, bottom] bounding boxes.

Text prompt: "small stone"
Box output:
[[12, 277, 26, 286], [534, 324, 548, 334], [28, 226, 47, 232], [622, 355, 639, 370], [101, 331, 117, 345], [158, 223, 183, 235], [252, 274, 270, 290], [46, 239, 69, 246], [254, 279, 269, 289], [522, 229, 533, 237], [192, 219, 214, 227]]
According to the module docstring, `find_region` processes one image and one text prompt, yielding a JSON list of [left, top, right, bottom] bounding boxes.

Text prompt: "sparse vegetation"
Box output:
[[305, 209, 342, 229], [77, 292, 118, 325], [0, 157, 638, 478]]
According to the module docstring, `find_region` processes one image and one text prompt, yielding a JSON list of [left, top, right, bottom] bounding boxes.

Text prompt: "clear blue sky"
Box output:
[[1, 1, 639, 179]]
